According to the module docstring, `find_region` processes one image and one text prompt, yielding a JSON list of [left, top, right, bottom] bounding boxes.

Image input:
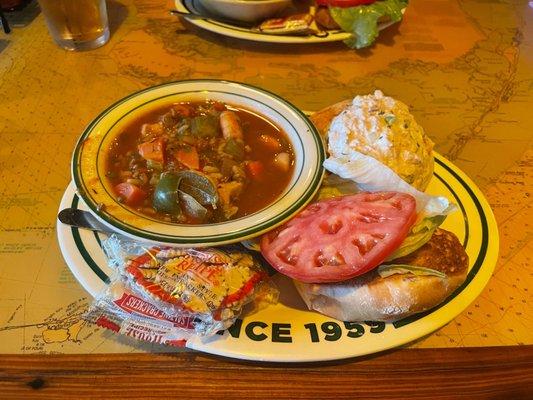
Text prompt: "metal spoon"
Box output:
[[57, 208, 115, 235], [58, 208, 262, 253]]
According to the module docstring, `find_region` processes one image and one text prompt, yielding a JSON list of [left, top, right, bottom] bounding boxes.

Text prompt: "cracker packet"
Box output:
[[85, 281, 195, 347], [85, 235, 278, 345]]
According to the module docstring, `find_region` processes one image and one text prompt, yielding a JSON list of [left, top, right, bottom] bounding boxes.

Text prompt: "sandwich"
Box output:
[[292, 227, 468, 322], [260, 91, 468, 322]]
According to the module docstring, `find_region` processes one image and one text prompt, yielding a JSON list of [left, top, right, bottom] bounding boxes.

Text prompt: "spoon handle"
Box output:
[[58, 208, 115, 235]]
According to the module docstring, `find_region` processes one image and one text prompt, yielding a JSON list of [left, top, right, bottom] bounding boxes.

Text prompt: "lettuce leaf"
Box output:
[[323, 151, 456, 257], [323, 153, 455, 216], [377, 264, 447, 279], [329, 0, 408, 49], [385, 214, 446, 260], [316, 172, 357, 200]]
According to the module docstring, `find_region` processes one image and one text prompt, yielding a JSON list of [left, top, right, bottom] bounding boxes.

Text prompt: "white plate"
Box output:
[[58, 153, 498, 362], [174, 0, 403, 44]]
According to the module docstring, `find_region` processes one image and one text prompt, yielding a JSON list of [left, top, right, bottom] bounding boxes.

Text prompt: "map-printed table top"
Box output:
[[0, 0, 531, 354]]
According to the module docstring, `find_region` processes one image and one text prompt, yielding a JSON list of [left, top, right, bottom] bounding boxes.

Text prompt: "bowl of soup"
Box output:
[[72, 80, 325, 246], [198, 0, 292, 23]]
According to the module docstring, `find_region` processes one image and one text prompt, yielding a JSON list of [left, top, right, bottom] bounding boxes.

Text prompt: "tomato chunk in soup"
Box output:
[[260, 192, 417, 283], [104, 101, 294, 224]]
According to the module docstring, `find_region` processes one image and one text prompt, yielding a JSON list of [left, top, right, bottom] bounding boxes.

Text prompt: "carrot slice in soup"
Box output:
[[115, 183, 147, 206], [176, 147, 200, 170], [246, 161, 264, 179], [138, 138, 165, 164]]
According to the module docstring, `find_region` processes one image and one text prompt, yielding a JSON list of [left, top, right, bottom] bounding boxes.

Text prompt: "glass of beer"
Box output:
[[38, 0, 110, 51]]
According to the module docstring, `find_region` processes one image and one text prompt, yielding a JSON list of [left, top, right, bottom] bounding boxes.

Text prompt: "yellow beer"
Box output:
[[38, 0, 109, 50]]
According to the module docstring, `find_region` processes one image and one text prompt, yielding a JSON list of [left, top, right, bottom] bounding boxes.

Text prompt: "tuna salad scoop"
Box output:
[[312, 90, 435, 191]]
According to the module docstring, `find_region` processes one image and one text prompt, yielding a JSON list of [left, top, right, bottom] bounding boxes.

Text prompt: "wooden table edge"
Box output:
[[0, 346, 531, 399]]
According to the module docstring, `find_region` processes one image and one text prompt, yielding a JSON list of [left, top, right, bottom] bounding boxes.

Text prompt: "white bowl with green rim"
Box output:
[[198, 0, 292, 23], [71, 80, 325, 247]]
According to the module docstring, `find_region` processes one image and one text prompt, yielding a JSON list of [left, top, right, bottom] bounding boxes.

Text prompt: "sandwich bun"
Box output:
[[294, 228, 468, 322]]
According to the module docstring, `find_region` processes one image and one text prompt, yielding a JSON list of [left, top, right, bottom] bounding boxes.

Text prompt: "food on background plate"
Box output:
[[314, 0, 408, 48], [314, 4, 340, 30], [174, 0, 407, 47], [259, 90, 465, 322], [105, 100, 294, 224], [258, 13, 316, 35], [252, 0, 408, 48]]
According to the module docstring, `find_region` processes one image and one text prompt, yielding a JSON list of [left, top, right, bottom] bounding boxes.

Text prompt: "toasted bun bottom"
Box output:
[[294, 229, 468, 322], [294, 272, 465, 322]]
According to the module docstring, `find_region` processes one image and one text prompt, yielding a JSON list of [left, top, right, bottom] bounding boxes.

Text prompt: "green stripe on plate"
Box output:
[[392, 156, 489, 328], [70, 194, 110, 283], [434, 173, 469, 248]]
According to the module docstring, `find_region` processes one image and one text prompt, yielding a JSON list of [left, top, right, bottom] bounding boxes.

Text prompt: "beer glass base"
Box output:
[[54, 27, 110, 51]]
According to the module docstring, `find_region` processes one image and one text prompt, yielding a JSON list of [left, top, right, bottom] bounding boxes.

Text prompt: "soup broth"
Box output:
[[105, 101, 294, 224]]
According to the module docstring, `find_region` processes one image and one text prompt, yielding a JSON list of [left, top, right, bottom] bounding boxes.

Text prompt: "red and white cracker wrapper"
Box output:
[[86, 282, 196, 347], [258, 13, 315, 35], [85, 235, 278, 345]]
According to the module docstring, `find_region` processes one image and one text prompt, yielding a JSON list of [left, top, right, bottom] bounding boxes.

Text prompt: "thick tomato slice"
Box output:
[[260, 192, 417, 283]]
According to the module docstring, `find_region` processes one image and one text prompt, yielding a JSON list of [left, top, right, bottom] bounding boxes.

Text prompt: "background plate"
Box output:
[[175, 0, 403, 44], [57, 153, 498, 362]]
